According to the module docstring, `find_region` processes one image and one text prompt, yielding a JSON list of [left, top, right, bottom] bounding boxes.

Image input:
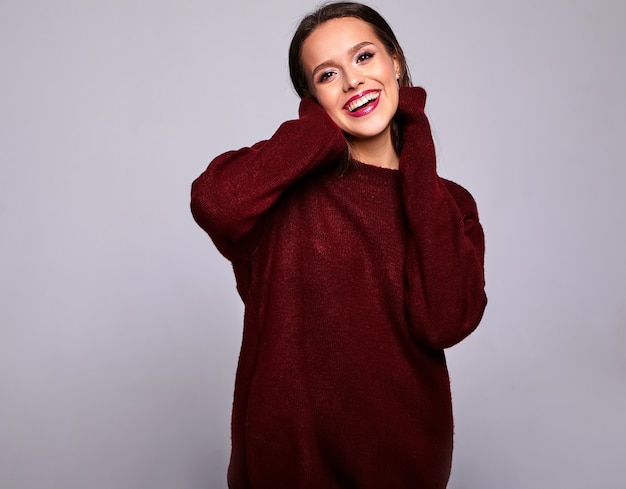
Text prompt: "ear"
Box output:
[[392, 55, 401, 80]]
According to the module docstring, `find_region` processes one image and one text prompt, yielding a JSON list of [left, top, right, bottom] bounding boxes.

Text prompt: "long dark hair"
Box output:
[[288, 2, 412, 164]]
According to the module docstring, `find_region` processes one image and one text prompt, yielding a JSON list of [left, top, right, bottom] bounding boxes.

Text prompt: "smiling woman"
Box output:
[[300, 17, 401, 168], [191, 2, 487, 488]]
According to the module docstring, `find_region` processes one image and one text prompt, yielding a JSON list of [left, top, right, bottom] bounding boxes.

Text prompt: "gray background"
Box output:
[[2, 0, 625, 488]]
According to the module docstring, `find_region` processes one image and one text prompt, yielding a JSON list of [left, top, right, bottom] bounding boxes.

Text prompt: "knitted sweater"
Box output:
[[191, 87, 487, 489]]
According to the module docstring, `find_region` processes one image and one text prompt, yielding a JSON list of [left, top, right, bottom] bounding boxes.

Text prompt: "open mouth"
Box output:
[[345, 91, 380, 112]]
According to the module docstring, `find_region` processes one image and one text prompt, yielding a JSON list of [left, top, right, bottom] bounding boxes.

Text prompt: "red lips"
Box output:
[[343, 89, 380, 110], [343, 89, 381, 117]]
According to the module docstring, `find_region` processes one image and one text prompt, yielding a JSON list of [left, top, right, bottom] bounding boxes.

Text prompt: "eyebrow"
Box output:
[[311, 41, 375, 79]]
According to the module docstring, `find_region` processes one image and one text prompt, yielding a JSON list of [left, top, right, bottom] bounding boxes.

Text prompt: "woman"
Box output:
[[191, 2, 487, 488]]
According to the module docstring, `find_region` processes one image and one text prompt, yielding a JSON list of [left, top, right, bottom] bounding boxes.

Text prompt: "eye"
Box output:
[[356, 51, 374, 63], [317, 70, 337, 83]]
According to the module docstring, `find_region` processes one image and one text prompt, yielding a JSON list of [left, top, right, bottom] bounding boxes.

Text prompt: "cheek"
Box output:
[[314, 92, 345, 127], [314, 90, 338, 114], [390, 87, 399, 109], [386, 77, 400, 108], [314, 92, 347, 129]]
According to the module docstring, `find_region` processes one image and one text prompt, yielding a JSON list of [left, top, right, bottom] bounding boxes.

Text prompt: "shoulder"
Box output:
[[441, 178, 479, 218]]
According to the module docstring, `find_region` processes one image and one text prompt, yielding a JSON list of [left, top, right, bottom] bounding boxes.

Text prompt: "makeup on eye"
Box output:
[[311, 41, 377, 83], [356, 51, 375, 63], [314, 51, 376, 84], [318, 70, 337, 83]]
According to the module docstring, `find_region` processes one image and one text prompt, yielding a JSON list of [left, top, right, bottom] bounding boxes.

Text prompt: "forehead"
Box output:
[[301, 17, 380, 65]]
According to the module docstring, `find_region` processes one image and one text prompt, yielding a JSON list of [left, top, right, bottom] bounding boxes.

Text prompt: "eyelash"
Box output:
[[316, 51, 376, 84], [356, 51, 374, 63], [318, 71, 336, 83]]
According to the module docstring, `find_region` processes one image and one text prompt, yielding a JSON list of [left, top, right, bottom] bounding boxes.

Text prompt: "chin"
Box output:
[[342, 121, 392, 140]]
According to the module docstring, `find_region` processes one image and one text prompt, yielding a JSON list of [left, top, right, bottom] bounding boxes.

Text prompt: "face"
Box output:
[[301, 17, 400, 143]]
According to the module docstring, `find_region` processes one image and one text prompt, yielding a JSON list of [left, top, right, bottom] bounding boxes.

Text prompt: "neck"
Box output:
[[347, 128, 399, 170]]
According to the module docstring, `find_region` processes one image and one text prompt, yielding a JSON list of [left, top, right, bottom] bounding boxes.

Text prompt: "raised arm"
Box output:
[[190, 98, 346, 260], [397, 87, 487, 350]]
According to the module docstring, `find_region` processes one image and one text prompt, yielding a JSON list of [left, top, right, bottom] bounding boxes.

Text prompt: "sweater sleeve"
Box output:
[[190, 98, 346, 261], [397, 87, 487, 350]]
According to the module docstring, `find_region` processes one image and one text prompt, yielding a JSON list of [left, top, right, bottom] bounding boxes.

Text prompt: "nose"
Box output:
[[342, 68, 363, 92]]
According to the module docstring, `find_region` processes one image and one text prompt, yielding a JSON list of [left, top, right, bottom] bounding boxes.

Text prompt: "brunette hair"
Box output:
[[288, 1, 412, 99]]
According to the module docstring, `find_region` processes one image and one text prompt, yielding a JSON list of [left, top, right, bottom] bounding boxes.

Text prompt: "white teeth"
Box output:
[[347, 91, 379, 112]]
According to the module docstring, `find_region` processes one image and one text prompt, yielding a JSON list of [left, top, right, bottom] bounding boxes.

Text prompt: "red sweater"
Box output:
[[191, 87, 486, 488]]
